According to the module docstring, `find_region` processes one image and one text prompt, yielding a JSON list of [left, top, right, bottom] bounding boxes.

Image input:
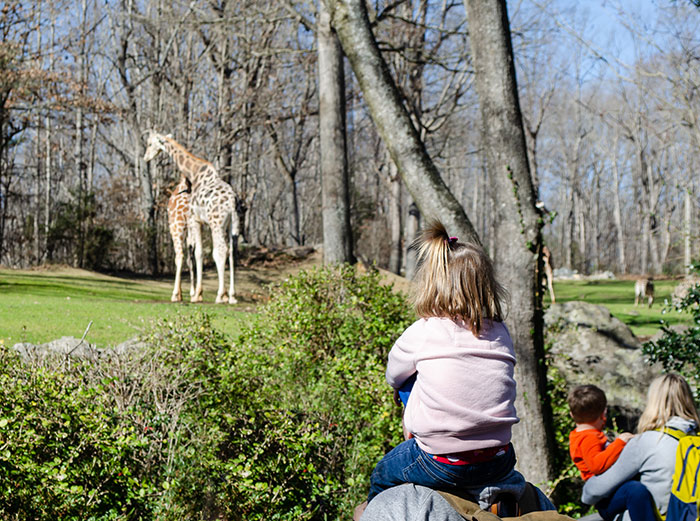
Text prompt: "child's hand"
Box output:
[[617, 432, 635, 443], [393, 388, 402, 407]]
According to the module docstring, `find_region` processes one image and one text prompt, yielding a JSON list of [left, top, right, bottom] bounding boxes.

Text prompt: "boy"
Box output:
[[568, 384, 634, 480], [569, 385, 658, 521]]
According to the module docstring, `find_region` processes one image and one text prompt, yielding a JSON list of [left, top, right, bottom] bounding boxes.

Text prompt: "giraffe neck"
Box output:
[[162, 137, 210, 184]]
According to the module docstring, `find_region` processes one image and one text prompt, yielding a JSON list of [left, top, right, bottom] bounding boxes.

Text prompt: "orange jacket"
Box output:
[[569, 428, 627, 480]]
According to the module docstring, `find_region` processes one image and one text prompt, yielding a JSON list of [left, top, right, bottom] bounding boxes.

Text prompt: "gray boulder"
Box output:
[[12, 336, 143, 361], [545, 301, 659, 430]]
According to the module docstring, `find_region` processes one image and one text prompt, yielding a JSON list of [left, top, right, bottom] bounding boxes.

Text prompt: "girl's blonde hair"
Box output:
[[636, 373, 700, 433], [412, 220, 507, 336]]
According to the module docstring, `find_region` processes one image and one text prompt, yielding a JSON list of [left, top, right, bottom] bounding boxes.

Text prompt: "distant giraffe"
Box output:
[[542, 245, 556, 303], [144, 132, 240, 304], [167, 174, 195, 302]]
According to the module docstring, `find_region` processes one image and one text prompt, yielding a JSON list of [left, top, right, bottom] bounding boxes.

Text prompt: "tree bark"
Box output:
[[321, 0, 479, 244], [318, 1, 354, 264], [685, 188, 692, 275], [609, 135, 626, 273], [387, 153, 402, 274], [463, 0, 555, 485], [404, 201, 420, 279]]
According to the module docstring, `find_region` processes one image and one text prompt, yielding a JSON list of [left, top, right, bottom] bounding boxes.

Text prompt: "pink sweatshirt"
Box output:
[[386, 317, 518, 455]]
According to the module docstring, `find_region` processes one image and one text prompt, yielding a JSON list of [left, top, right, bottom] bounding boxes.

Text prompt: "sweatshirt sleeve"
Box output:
[[580, 436, 627, 477], [385, 322, 420, 389], [581, 439, 643, 505]]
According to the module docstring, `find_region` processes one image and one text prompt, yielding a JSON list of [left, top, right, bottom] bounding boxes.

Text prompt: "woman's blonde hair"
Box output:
[[636, 373, 700, 433], [412, 220, 507, 336]]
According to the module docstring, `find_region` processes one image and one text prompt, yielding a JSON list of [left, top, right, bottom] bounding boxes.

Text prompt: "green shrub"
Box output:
[[0, 265, 414, 520], [0, 312, 229, 520], [642, 282, 700, 397], [219, 264, 414, 519]]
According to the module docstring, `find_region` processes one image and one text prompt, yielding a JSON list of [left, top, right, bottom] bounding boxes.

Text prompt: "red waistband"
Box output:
[[431, 444, 510, 466]]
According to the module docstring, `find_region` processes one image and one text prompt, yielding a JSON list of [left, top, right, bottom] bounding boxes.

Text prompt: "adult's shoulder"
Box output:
[[361, 484, 466, 521]]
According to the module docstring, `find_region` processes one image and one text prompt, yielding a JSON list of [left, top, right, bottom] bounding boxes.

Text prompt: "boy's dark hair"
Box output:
[[568, 384, 607, 423]]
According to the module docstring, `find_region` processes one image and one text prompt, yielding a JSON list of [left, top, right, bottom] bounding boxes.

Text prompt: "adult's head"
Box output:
[[637, 373, 700, 433]]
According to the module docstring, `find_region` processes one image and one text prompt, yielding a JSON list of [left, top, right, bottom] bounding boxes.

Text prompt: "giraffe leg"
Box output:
[[212, 226, 228, 304], [545, 265, 555, 304], [191, 221, 204, 303], [228, 232, 238, 304], [172, 250, 183, 302], [186, 221, 196, 298], [171, 228, 184, 302]]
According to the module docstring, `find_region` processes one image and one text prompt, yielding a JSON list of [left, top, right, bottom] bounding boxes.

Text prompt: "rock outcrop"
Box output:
[[545, 301, 659, 431], [12, 336, 143, 360]]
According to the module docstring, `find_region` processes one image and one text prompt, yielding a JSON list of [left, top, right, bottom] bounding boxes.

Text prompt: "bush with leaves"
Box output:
[[0, 313, 231, 520], [0, 265, 414, 520], [642, 282, 700, 397], [217, 264, 414, 519]]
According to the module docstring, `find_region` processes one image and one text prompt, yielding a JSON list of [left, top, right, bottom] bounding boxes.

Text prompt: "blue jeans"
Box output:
[[596, 481, 657, 521], [367, 438, 516, 502]]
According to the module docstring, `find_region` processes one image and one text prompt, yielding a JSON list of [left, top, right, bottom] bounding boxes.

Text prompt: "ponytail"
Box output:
[[413, 221, 506, 335]]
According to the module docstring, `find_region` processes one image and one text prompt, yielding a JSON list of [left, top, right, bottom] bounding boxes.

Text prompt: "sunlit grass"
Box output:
[[0, 268, 247, 347], [1, 268, 693, 347], [551, 278, 691, 338]]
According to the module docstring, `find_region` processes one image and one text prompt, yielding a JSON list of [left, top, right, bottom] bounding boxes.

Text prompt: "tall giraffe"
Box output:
[[144, 132, 240, 304], [167, 174, 195, 302]]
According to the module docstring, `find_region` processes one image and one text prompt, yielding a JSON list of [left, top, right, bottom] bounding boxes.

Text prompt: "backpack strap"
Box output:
[[659, 427, 689, 441]]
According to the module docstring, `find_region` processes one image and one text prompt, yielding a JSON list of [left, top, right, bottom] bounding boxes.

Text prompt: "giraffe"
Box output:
[[144, 132, 240, 304], [542, 245, 556, 304], [167, 174, 195, 302]]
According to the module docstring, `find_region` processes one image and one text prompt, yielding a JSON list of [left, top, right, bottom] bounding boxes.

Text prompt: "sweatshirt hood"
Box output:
[[666, 416, 698, 434]]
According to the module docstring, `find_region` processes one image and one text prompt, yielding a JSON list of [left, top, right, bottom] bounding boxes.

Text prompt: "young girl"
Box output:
[[367, 220, 519, 502]]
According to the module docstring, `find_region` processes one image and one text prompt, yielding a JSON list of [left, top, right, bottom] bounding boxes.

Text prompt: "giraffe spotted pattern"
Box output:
[[145, 132, 241, 304]]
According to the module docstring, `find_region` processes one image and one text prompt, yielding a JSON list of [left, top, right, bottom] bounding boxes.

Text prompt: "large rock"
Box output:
[[12, 336, 143, 360], [545, 301, 658, 430]]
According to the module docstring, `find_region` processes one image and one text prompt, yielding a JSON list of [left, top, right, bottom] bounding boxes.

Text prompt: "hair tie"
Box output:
[[447, 236, 458, 245]]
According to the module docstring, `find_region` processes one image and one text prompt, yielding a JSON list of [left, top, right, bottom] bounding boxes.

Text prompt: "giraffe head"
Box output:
[[143, 131, 170, 162]]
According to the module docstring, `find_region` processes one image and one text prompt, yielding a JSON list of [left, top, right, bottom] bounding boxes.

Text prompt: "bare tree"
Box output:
[[320, 0, 479, 244], [463, 0, 554, 484], [318, 1, 354, 264]]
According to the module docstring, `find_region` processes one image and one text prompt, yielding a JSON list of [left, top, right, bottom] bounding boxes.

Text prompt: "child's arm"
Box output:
[[385, 324, 421, 389], [578, 432, 628, 476], [581, 439, 641, 504]]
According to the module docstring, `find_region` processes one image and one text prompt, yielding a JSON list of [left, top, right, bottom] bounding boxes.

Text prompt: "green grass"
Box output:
[[551, 278, 692, 338], [0, 268, 248, 347], [1, 268, 693, 347]]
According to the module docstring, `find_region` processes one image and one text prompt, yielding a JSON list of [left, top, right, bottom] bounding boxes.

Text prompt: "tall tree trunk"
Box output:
[[75, 0, 87, 268], [321, 0, 479, 245], [576, 192, 586, 272], [117, 0, 157, 275], [610, 144, 626, 273], [388, 154, 402, 274], [34, 125, 41, 264], [404, 201, 420, 280], [44, 8, 55, 261], [44, 112, 52, 261], [685, 188, 692, 275], [34, 0, 43, 265], [463, 0, 555, 485], [318, 1, 354, 264]]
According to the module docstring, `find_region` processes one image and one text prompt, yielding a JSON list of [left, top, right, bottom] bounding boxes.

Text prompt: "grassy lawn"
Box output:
[[1, 266, 693, 347], [551, 278, 691, 338], [0, 268, 248, 347]]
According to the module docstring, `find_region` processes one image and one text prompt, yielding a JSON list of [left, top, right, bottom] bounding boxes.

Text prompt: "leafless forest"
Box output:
[[1, 0, 699, 276]]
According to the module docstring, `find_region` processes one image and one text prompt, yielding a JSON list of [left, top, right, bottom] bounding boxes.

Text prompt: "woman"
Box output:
[[582, 373, 699, 520]]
